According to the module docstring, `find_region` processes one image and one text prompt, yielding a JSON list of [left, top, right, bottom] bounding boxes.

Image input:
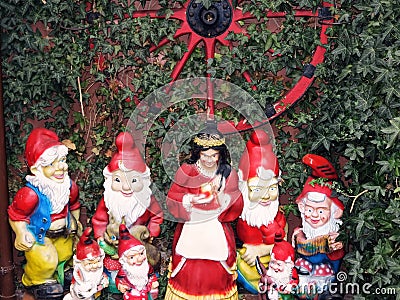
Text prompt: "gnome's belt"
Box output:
[[45, 227, 75, 238]]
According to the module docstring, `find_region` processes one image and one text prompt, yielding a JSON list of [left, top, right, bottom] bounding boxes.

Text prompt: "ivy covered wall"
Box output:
[[1, 0, 400, 298]]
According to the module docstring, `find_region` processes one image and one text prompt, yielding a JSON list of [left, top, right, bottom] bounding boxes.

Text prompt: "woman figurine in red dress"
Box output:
[[165, 120, 244, 300]]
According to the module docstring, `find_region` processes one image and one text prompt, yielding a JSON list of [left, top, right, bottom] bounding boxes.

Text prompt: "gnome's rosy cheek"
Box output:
[[130, 178, 144, 193]]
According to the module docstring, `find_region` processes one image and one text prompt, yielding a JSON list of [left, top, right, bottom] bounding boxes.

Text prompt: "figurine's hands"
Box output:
[[241, 244, 273, 266], [14, 231, 35, 251], [117, 283, 131, 294], [9, 221, 35, 251], [291, 227, 304, 247], [151, 281, 159, 289], [328, 232, 343, 251], [100, 274, 109, 289], [191, 194, 213, 204]]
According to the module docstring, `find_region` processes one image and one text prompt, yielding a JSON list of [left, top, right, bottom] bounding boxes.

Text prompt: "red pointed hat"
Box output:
[[107, 132, 147, 173], [271, 233, 295, 262], [238, 129, 279, 181], [25, 128, 63, 167], [296, 154, 344, 211], [76, 227, 103, 260], [118, 224, 144, 258]]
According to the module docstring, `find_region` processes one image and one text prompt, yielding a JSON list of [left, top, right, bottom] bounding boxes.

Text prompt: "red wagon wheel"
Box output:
[[129, 0, 334, 133]]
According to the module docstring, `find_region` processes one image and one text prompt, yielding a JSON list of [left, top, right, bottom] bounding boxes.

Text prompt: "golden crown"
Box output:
[[193, 136, 225, 147]]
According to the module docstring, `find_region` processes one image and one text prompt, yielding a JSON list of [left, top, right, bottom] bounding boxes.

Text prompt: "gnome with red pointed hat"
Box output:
[[292, 154, 345, 298], [64, 227, 108, 300], [256, 233, 299, 300], [91, 132, 163, 292], [115, 224, 158, 300], [8, 128, 81, 300], [236, 129, 287, 294]]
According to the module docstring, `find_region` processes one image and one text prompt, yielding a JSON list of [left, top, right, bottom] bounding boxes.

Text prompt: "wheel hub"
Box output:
[[186, 0, 233, 38]]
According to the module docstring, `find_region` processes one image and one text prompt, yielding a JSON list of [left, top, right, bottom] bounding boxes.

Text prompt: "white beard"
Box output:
[[26, 171, 71, 214], [241, 200, 279, 228], [73, 263, 104, 285], [103, 176, 152, 227], [301, 209, 342, 240], [120, 259, 150, 291], [266, 263, 293, 287], [70, 261, 105, 300]]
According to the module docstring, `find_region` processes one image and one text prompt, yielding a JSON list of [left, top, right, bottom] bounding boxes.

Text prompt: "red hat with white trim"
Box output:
[[271, 233, 295, 262], [107, 132, 147, 173], [25, 128, 63, 167], [238, 129, 279, 181], [118, 224, 144, 258], [76, 227, 103, 260], [296, 154, 344, 211]]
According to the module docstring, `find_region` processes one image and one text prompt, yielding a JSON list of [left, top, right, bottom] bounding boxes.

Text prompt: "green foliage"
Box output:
[[2, 0, 400, 298]]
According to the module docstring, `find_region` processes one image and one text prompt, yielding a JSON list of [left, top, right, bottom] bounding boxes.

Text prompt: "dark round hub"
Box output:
[[187, 0, 233, 38]]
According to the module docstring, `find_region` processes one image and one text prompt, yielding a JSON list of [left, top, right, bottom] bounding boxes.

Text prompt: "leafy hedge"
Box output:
[[1, 0, 400, 298]]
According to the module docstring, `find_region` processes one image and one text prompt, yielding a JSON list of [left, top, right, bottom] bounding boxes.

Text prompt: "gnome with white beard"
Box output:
[[256, 233, 299, 300], [115, 224, 159, 300], [91, 132, 163, 293], [236, 129, 287, 294], [292, 154, 345, 299], [64, 227, 108, 300]]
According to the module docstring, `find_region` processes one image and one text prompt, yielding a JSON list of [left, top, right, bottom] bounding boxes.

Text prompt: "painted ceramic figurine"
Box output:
[[8, 127, 81, 299], [92, 132, 163, 293], [116, 224, 159, 300], [64, 227, 109, 300], [165, 120, 244, 300], [236, 129, 287, 293], [256, 233, 299, 300], [292, 154, 345, 299]]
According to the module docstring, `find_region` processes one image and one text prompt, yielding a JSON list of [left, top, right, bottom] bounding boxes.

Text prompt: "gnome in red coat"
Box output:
[[64, 227, 108, 300], [115, 224, 159, 300], [256, 233, 299, 300], [91, 132, 163, 292], [292, 154, 345, 299], [236, 129, 287, 294], [8, 128, 81, 299]]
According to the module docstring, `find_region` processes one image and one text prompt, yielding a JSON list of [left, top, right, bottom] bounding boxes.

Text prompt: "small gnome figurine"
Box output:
[[236, 129, 287, 294], [64, 227, 108, 300], [116, 224, 159, 300], [292, 154, 345, 299], [256, 233, 299, 300]]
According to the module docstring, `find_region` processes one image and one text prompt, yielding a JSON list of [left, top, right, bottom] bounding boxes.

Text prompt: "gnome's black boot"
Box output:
[[63, 268, 73, 295], [25, 282, 64, 300]]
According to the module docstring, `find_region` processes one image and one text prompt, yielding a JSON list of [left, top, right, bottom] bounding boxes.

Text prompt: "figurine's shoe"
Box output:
[[26, 282, 64, 300], [295, 258, 313, 275]]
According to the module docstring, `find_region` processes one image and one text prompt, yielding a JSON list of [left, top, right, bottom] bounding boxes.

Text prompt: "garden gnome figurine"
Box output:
[[256, 233, 299, 300], [115, 224, 159, 300], [92, 131, 163, 293], [64, 227, 109, 300], [165, 120, 244, 300], [292, 154, 345, 299], [236, 129, 287, 294], [8, 127, 81, 299]]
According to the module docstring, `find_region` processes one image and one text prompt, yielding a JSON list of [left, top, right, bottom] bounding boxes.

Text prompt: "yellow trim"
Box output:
[[193, 136, 225, 147]]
